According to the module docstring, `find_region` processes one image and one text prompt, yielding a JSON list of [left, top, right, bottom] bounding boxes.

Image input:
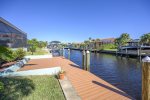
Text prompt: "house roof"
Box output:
[[49, 41, 61, 44], [128, 39, 140, 43], [101, 38, 115, 42], [0, 17, 27, 35]]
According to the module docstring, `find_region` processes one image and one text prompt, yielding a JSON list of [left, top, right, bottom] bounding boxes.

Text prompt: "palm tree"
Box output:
[[88, 37, 92, 42], [140, 33, 150, 46], [95, 38, 101, 49], [84, 40, 90, 49], [120, 33, 131, 46], [115, 33, 130, 46]]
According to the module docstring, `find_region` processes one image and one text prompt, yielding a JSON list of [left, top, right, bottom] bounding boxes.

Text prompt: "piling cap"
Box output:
[[68, 49, 70, 50], [142, 56, 150, 62], [86, 50, 90, 53]]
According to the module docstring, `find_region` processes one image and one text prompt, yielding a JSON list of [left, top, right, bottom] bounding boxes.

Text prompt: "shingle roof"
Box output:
[[101, 38, 115, 42]]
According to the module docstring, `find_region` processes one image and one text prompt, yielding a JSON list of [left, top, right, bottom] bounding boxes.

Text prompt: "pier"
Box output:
[[65, 46, 150, 58], [19, 57, 132, 100]]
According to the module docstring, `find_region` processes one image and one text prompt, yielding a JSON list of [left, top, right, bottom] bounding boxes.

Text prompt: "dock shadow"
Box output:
[[69, 64, 82, 69], [92, 80, 134, 99], [24, 64, 37, 66]]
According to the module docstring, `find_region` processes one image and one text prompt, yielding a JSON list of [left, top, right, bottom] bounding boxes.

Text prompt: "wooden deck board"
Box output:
[[19, 57, 133, 100]]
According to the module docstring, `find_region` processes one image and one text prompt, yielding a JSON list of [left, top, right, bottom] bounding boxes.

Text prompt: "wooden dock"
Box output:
[[19, 57, 133, 100], [65, 47, 150, 58]]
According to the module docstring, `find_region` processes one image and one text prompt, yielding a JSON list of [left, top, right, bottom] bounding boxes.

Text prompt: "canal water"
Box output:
[[64, 49, 142, 100]]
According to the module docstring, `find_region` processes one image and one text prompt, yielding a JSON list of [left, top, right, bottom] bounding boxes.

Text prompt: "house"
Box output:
[[127, 39, 140, 47], [84, 38, 115, 50], [101, 38, 115, 44], [0, 17, 27, 48]]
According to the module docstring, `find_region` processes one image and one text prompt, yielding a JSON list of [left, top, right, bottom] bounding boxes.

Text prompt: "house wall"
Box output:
[[0, 19, 27, 48]]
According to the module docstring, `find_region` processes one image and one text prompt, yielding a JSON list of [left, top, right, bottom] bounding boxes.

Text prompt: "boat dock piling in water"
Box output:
[[82, 50, 90, 71], [68, 48, 70, 59], [86, 50, 90, 71], [142, 56, 150, 100], [82, 50, 86, 70]]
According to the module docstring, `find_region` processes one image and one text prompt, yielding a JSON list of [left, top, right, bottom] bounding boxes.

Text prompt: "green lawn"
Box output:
[[103, 49, 117, 51], [26, 48, 49, 55], [0, 76, 65, 100]]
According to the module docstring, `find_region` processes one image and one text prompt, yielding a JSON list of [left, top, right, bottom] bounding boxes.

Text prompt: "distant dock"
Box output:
[[65, 46, 150, 58]]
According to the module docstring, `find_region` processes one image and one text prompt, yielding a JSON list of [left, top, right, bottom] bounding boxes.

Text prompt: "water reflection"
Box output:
[[64, 49, 141, 100]]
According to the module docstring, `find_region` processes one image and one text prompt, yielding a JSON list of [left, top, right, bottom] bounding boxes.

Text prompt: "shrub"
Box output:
[[0, 81, 4, 92], [0, 46, 15, 63], [99, 44, 117, 50], [13, 48, 26, 60]]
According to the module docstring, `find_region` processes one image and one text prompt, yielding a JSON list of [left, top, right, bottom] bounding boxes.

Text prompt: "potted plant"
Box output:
[[59, 69, 66, 80]]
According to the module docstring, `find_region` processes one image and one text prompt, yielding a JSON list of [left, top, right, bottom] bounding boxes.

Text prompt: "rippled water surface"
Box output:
[[64, 49, 142, 100]]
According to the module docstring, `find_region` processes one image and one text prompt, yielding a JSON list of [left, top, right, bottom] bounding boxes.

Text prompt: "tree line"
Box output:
[[115, 33, 150, 47], [70, 33, 150, 50]]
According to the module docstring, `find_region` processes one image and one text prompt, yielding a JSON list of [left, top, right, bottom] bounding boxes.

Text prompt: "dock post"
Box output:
[[59, 49, 61, 56], [61, 48, 64, 56], [62, 48, 64, 57], [68, 49, 70, 59], [137, 48, 140, 56], [125, 48, 128, 57], [86, 50, 90, 71], [142, 56, 150, 100], [140, 47, 142, 62], [82, 50, 86, 70]]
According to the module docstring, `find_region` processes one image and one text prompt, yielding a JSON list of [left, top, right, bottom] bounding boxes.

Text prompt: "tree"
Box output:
[[27, 39, 39, 54], [38, 41, 47, 48], [80, 43, 86, 49], [95, 38, 100, 42], [27, 38, 39, 47], [84, 40, 90, 49], [29, 45, 36, 55], [89, 37, 92, 41], [115, 38, 121, 47], [115, 33, 131, 46], [140, 33, 150, 45], [95, 38, 101, 49]]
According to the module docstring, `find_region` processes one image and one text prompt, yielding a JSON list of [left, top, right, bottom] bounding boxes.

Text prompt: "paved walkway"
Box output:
[[19, 57, 133, 100]]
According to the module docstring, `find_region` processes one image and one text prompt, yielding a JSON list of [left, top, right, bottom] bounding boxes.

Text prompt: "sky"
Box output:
[[0, 0, 150, 42]]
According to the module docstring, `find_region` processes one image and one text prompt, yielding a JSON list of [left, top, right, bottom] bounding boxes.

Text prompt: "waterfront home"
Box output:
[[120, 46, 150, 56], [88, 38, 115, 49], [0, 17, 27, 48], [119, 39, 150, 55], [101, 38, 115, 44], [127, 39, 140, 46]]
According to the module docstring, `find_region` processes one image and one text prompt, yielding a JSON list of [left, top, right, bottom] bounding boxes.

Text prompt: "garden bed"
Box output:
[[0, 75, 65, 100]]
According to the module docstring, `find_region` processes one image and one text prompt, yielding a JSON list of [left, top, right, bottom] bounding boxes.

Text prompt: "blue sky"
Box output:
[[0, 0, 150, 42]]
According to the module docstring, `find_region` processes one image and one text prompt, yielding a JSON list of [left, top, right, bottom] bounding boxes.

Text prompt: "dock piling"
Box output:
[[62, 48, 64, 57], [142, 56, 150, 100], [86, 50, 90, 71], [68, 49, 70, 59], [82, 50, 86, 70]]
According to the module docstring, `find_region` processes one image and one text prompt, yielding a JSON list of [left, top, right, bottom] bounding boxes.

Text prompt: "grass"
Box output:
[[26, 48, 49, 55], [103, 49, 117, 51], [0, 76, 65, 100]]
